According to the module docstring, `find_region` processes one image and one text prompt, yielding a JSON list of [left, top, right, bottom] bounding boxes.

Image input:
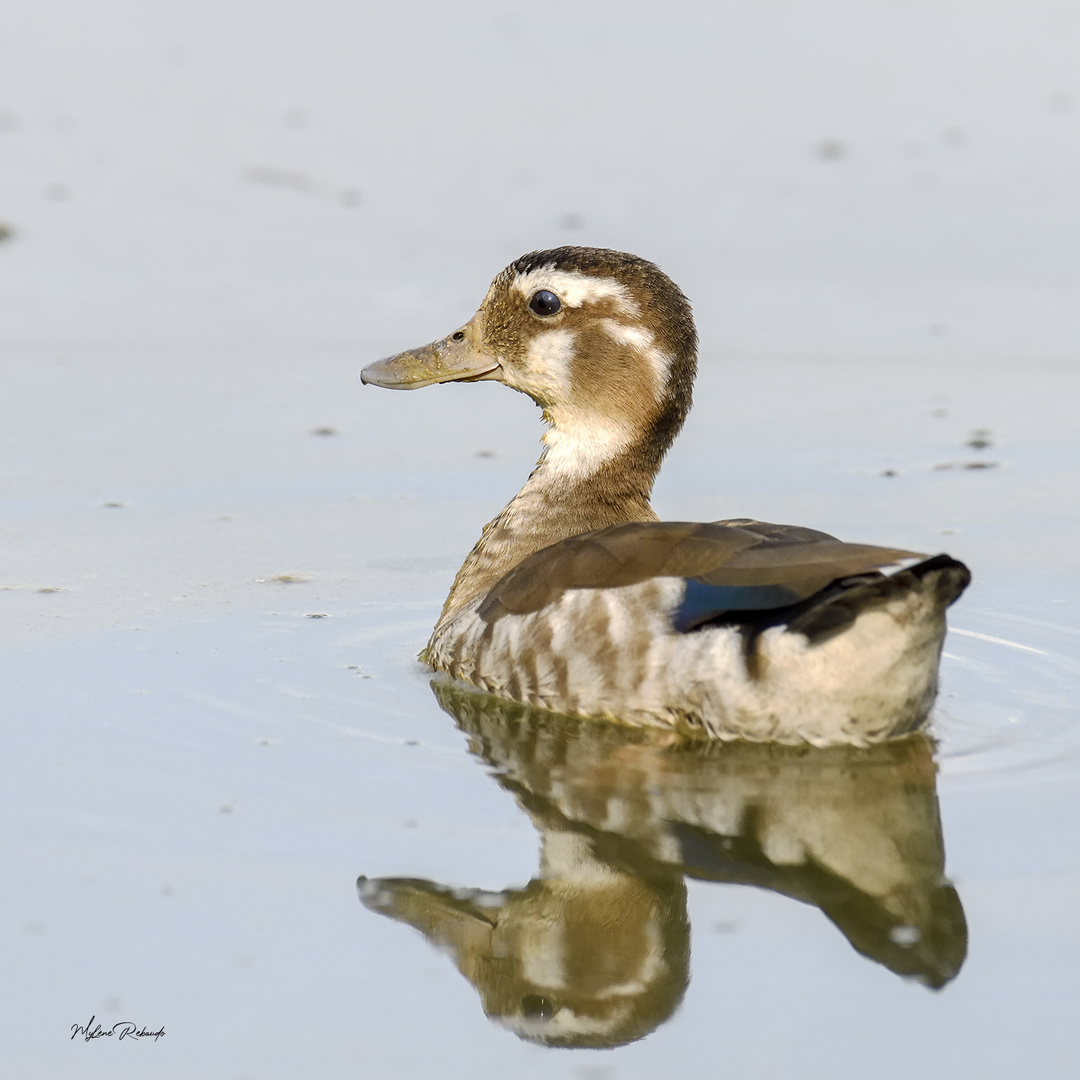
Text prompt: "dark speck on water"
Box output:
[[816, 138, 846, 160], [245, 165, 313, 191]]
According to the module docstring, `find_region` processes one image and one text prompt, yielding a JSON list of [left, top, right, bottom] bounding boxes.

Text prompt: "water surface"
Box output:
[[3, 2, 1079, 1075]]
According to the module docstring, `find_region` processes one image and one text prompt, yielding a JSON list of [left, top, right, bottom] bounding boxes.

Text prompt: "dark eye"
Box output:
[[529, 290, 561, 317], [521, 994, 555, 1019]]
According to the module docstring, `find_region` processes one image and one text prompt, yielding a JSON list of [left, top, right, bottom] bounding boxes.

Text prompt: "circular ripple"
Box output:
[[934, 610, 1080, 778]]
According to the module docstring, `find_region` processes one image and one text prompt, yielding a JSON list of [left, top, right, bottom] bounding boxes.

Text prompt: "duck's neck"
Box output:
[[435, 424, 659, 630]]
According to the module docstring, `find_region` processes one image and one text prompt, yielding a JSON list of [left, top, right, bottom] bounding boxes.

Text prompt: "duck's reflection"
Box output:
[[358, 681, 966, 1048]]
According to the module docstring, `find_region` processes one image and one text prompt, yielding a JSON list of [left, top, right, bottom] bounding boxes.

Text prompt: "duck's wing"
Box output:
[[479, 520, 967, 634]]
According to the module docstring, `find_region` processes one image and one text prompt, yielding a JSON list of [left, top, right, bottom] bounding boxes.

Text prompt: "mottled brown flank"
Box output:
[[583, 592, 617, 677], [504, 665, 522, 703], [517, 613, 550, 703]]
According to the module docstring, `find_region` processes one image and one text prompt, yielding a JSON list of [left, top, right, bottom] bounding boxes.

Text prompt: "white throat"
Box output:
[[538, 411, 635, 481]]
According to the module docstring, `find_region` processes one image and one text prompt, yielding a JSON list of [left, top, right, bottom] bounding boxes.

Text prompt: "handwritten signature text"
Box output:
[[71, 1016, 166, 1042]]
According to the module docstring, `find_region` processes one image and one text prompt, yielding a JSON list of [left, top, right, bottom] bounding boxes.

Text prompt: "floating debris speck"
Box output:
[[245, 164, 313, 191], [816, 138, 846, 160]]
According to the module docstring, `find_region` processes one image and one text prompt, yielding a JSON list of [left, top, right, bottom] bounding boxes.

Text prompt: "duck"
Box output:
[[359, 684, 965, 1048], [361, 247, 970, 745]]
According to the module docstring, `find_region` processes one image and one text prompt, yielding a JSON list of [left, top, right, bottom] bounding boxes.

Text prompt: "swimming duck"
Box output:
[[361, 247, 969, 744]]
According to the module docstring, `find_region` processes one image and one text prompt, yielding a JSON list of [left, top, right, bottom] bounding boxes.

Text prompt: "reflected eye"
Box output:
[[529, 290, 561, 317], [521, 994, 555, 1019]]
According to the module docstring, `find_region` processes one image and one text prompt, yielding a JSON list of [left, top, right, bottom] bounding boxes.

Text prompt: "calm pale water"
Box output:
[[3, 3, 1079, 1076]]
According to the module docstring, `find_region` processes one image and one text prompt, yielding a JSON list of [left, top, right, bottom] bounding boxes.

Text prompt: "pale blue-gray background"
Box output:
[[2, 2, 1078, 1076]]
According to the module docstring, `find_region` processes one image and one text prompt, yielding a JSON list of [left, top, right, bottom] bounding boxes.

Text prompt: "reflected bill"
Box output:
[[358, 680, 966, 1048]]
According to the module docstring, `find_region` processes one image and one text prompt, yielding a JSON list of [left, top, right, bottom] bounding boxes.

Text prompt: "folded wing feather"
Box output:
[[479, 520, 921, 621]]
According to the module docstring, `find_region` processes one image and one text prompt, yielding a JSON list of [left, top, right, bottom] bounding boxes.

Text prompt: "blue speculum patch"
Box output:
[[672, 579, 803, 633]]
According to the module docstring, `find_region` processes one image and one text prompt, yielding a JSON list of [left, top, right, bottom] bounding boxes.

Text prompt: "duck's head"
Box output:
[[362, 247, 698, 476]]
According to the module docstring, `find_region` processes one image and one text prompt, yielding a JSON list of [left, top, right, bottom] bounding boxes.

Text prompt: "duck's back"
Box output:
[[427, 520, 970, 746]]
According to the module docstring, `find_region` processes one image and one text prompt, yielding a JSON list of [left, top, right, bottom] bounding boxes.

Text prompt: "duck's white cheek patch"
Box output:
[[600, 320, 653, 350], [518, 328, 576, 401], [514, 268, 640, 316]]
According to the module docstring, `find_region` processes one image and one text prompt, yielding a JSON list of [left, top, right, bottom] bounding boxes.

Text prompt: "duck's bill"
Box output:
[[361, 332, 502, 390]]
